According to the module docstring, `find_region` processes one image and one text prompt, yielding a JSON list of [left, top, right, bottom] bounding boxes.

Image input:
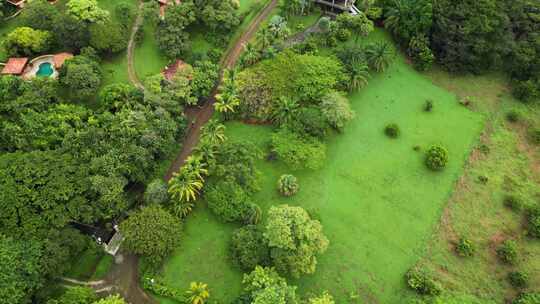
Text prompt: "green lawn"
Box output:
[[157, 31, 485, 303], [66, 246, 113, 281]]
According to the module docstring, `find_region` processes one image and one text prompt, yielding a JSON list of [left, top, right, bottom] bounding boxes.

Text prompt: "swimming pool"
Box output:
[[36, 62, 54, 77]]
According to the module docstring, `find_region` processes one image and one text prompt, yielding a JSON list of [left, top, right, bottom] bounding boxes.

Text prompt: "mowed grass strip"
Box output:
[[159, 34, 484, 303]]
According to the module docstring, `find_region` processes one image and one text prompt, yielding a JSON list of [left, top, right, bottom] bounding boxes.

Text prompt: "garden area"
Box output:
[[0, 0, 539, 304]]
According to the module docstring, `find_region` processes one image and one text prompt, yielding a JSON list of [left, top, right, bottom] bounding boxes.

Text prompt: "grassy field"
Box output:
[[65, 246, 114, 280], [133, 21, 169, 82], [157, 31, 485, 303]]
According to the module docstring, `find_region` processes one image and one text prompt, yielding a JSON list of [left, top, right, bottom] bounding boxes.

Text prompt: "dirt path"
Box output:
[[164, 0, 278, 181], [127, 1, 145, 90]]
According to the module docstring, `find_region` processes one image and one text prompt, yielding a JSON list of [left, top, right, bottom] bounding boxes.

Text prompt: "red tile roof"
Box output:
[[163, 60, 189, 81], [1, 57, 29, 75]]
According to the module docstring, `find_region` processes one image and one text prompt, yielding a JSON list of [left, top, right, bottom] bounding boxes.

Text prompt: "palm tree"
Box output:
[[384, 0, 405, 38], [348, 62, 370, 92], [200, 119, 226, 145], [366, 42, 394, 72], [168, 156, 208, 205], [185, 282, 210, 304], [271, 96, 299, 126], [256, 26, 272, 49], [241, 43, 260, 67], [214, 70, 240, 120]]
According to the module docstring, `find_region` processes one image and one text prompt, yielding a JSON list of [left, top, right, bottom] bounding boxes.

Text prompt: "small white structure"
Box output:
[[103, 225, 124, 256]]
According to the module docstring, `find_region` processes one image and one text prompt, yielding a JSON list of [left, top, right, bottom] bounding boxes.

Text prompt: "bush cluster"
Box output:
[[527, 205, 540, 238], [513, 293, 540, 304], [503, 195, 523, 212], [425, 145, 449, 171], [497, 240, 518, 265], [230, 225, 270, 271], [508, 271, 528, 289], [424, 100, 433, 112], [278, 174, 299, 197], [455, 238, 475, 257], [506, 110, 521, 123], [405, 268, 442, 296], [384, 123, 400, 138]]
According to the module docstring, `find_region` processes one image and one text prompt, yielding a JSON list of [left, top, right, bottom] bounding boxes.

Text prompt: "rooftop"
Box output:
[[1, 57, 29, 75]]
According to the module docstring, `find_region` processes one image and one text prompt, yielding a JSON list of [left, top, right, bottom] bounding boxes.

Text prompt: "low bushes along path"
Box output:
[[164, 0, 279, 181]]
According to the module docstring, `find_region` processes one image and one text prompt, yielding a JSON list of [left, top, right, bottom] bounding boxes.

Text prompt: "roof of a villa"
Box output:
[[163, 59, 189, 81], [1, 57, 29, 75], [53, 52, 74, 69], [158, 0, 181, 17]]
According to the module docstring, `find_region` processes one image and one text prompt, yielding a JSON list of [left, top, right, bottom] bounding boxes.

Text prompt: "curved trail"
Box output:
[[93, 2, 278, 303], [127, 1, 145, 90], [164, 0, 279, 181]]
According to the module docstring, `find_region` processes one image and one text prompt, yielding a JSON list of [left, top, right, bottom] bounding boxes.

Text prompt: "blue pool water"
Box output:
[[36, 62, 54, 77]]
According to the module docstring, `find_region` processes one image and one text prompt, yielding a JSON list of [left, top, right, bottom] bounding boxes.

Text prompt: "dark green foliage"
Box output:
[[206, 177, 255, 223], [271, 128, 326, 170], [455, 238, 475, 257], [191, 60, 219, 101], [157, 2, 197, 59], [144, 179, 169, 205], [503, 194, 523, 211], [508, 271, 528, 289], [408, 35, 434, 71], [230, 225, 270, 271], [365, 42, 394, 72], [497, 240, 518, 264], [506, 110, 521, 123], [530, 128, 540, 145], [513, 293, 540, 304], [424, 99, 433, 112], [291, 107, 328, 138], [384, 123, 400, 138], [405, 268, 442, 296], [20, 0, 60, 31], [277, 174, 299, 197], [99, 83, 139, 113], [431, 0, 511, 73], [425, 145, 449, 171], [384, 0, 432, 44], [52, 14, 90, 50], [46, 286, 97, 304], [200, 0, 240, 32], [89, 20, 128, 54], [236, 51, 346, 121], [120, 205, 182, 265], [527, 205, 540, 238], [211, 141, 262, 194], [59, 55, 102, 99]]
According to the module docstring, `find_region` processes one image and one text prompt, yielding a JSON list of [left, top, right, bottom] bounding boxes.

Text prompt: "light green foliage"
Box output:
[[277, 174, 299, 197], [191, 60, 219, 100], [3, 26, 52, 57], [119, 205, 182, 265], [206, 177, 254, 223], [308, 292, 335, 304], [236, 51, 345, 120], [67, 0, 110, 23], [513, 293, 540, 304], [89, 20, 127, 54], [92, 295, 126, 304], [271, 128, 326, 170], [264, 205, 329, 278], [47, 287, 97, 304], [185, 282, 210, 304], [157, 2, 197, 59], [242, 266, 298, 304], [496, 240, 518, 264]]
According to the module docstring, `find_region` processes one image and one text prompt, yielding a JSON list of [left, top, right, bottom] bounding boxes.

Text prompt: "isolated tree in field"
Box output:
[[67, 0, 110, 23], [3, 27, 52, 57], [264, 205, 329, 278], [366, 42, 394, 72], [120, 205, 181, 264], [185, 282, 210, 304], [242, 266, 298, 304]]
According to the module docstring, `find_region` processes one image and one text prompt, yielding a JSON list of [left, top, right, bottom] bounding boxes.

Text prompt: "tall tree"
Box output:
[[242, 266, 298, 304], [66, 0, 110, 23]]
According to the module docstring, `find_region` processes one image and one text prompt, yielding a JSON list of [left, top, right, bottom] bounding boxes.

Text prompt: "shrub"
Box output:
[[527, 205, 540, 238], [425, 145, 449, 171], [513, 293, 540, 304], [384, 123, 400, 138], [278, 174, 299, 197], [271, 128, 326, 170], [206, 178, 255, 223], [408, 35, 434, 71], [504, 194, 522, 212], [455, 238, 475, 257], [321, 91, 355, 131], [230, 225, 270, 271], [508, 271, 528, 288], [292, 107, 329, 138], [424, 99, 433, 112], [405, 268, 442, 296], [530, 128, 540, 145], [144, 179, 169, 204], [336, 28, 352, 42], [506, 110, 521, 123], [497, 240, 518, 264]]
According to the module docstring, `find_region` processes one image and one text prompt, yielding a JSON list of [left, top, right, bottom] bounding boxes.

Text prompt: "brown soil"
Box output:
[[164, 0, 278, 182], [127, 1, 145, 90]]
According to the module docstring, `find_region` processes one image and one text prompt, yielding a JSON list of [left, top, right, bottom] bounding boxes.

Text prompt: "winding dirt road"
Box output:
[[127, 1, 145, 90], [164, 0, 278, 181]]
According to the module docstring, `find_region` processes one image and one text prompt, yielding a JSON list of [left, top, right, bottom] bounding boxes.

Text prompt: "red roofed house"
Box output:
[[1, 57, 29, 75], [162, 59, 191, 81], [158, 0, 181, 18]]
